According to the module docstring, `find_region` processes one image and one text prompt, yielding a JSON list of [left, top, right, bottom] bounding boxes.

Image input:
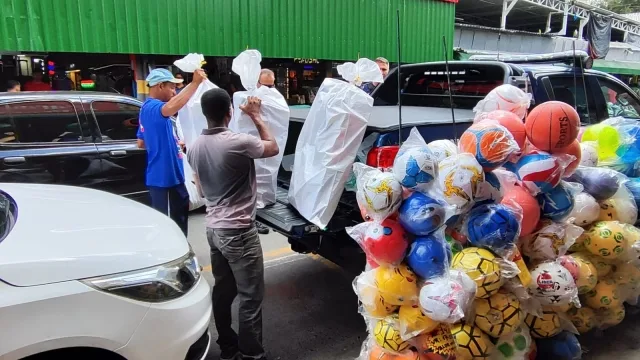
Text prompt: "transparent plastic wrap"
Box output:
[[406, 228, 451, 280], [582, 118, 634, 161], [392, 127, 438, 192], [578, 141, 599, 167], [288, 58, 382, 229], [621, 223, 640, 264], [527, 261, 579, 308], [624, 177, 640, 225], [524, 309, 574, 339], [580, 220, 630, 260], [537, 181, 583, 222], [345, 133, 379, 192], [347, 220, 410, 267], [427, 139, 458, 163], [473, 84, 532, 120], [566, 166, 622, 201], [357, 339, 419, 360], [229, 50, 291, 208], [450, 322, 495, 360], [174, 53, 220, 148], [475, 109, 527, 150], [396, 304, 439, 340], [475, 169, 517, 206], [418, 270, 476, 324], [458, 120, 521, 172], [410, 324, 458, 360], [566, 306, 598, 334], [371, 264, 420, 307], [583, 277, 623, 311], [462, 202, 523, 257], [501, 183, 540, 237], [398, 192, 454, 236], [522, 220, 584, 262], [596, 181, 638, 225], [438, 153, 485, 210], [565, 253, 598, 295], [370, 317, 412, 354], [472, 289, 524, 339], [512, 150, 574, 194], [451, 247, 520, 299], [594, 303, 627, 329], [535, 331, 582, 360], [354, 270, 399, 319], [354, 163, 403, 223], [567, 192, 600, 227], [491, 325, 535, 360], [551, 140, 581, 177]]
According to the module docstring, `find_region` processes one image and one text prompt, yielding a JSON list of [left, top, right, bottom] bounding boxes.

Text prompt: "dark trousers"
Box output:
[[207, 224, 265, 359], [148, 183, 189, 237]]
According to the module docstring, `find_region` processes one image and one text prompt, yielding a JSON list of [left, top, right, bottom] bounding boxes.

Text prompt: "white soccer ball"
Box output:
[[392, 146, 438, 192], [528, 262, 578, 306], [569, 192, 600, 226], [419, 274, 474, 323], [580, 142, 599, 167], [427, 139, 458, 163], [438, 153, 485, 208], [362, 172, 403, 215], [473, 84, 531, 120]]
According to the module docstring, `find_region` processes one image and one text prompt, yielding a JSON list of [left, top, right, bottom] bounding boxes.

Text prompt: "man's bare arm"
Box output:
[[193, 172, 204, 198], [136, 139, 145, 149], [160, 69, 207, 117]]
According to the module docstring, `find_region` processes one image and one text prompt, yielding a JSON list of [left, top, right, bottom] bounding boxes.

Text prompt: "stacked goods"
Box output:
[[352, 84, 640, 360]]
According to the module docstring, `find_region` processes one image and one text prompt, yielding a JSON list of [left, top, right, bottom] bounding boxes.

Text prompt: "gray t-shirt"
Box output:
[[187, 127, 265, 229]]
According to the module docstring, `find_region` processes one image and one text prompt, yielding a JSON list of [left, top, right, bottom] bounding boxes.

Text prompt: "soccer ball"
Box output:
[[473, 84, 531, 119], [537, 182, 575, 221], [362, 172, 403, 217], [610, 262, 640, 287], [577, 251, 613, 277], [374, 264, 419, 306], [528, 262, 577, 307], [582, 221, 628, 259], [598, 303, 626, 328], [585, 277, 621, 310], [406, 235, 450, 280], [523, 220, 581, 261], [450, 323, 494, 360], [473, 290, 523, 338], [373, 318, 410, 353], [567, 253, 598, 294], [398, 305, 438, 337], [419, 275, 475, 323], [392, 146, 438, 191], [579, 141, 598, 167], [458, 122, 518, 171], [398, 192, 446, 236], [465, 203, 520, 252], [566, 306, 596, 334], [439, 153, 485, 208], [494, 326, 533, 359], [524, 310, 562, 338], [428, 139, 458, 163], [451, 247, 503, 298], [356, 271, 400, 318], [474, 171, 504, 206], [413, 325, 458, 360], [368, 344, 419, 360], [568, 192, 600, 226]]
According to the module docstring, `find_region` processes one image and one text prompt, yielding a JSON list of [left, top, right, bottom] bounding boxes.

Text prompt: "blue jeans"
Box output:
[[148, 183, 189, 237]]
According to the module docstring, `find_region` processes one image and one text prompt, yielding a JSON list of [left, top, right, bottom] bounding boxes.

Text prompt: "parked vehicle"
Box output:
[[257, 54, 640, 271], [0, 183, 211, 360], [0, 92, 148, 203]]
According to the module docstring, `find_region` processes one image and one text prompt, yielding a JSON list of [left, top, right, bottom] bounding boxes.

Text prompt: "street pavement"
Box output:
[[186, 213, 640, 360]]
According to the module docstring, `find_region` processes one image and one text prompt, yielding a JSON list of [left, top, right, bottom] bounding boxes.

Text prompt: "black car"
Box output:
[[0, 91, 148, 203]]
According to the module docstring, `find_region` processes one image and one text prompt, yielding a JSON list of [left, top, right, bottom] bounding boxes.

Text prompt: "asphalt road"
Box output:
[[186, 213, 640, 360]]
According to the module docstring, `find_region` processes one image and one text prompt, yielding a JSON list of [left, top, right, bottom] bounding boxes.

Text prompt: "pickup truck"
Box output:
[[256, 56, 640, 272]]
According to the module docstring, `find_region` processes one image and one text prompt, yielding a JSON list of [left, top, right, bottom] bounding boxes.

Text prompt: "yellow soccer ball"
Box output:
[[610, 262, 640, 287], [583, 221, 628, 259], [598, 303, 626, 328], [373, 318, 411, 353], [585, 278, 621, 310], [474, 290, 522, 338], [544, 303, 572, 313], [566, 307, 596, 334], [577, 252, 613, 277], [451, 247, 503, 298], [398, 305, 438, 336], [363, 290, 400, 318], [568, 232, 587, 253], [568, 253, 598, 294], [374, 264, 419, 306], [622, 224, 640, 262], [451, 323, 494, 360], [524, 310, 562, 338]]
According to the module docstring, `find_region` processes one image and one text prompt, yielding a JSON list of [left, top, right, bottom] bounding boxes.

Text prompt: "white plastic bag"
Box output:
[[288, 58, 383, 228], [174, 53, 219, 148], [228, 50, 290, 208], [174, 114, 205, 211]]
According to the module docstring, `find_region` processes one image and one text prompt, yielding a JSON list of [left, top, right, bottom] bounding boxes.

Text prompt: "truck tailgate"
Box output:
[[257, 186, 313, 236]]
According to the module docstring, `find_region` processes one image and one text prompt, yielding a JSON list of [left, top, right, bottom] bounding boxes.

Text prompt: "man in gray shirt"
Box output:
[[187, 89, 279, 360]]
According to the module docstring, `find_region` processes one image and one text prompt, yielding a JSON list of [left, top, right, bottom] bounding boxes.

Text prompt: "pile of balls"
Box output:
[[350, 84, 640, 360]]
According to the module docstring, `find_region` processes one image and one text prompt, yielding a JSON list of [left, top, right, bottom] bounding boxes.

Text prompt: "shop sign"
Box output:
[[294, 58, 320, 64]]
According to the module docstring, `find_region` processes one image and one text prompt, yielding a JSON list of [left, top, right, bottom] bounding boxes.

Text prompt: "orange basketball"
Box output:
[[370, 345, 419, 360], [484, 110, 526, 149], [524, 101, 580, 151], [551, 139, 581, 177]]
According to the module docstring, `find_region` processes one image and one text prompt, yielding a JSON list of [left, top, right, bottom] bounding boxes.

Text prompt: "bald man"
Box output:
[[257, 69, 275, 88]]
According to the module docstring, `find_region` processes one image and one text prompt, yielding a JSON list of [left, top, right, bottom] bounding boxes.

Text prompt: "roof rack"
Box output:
[[468, 50, 590, 66]]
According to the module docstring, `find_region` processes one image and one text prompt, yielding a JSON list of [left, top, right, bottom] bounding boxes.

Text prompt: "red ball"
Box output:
[[501, 184, 540, 237], [551, 139, 581, 177], [558, 255, 580, 282], [525, 101, 580, 151], [484, 110, 526, 149], [362, 219, 410, 265]]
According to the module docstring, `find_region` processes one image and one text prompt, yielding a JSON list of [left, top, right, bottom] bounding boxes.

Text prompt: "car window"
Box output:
[[5, 101, 82, 143], [0, 105, 17, 143], [595, 77, 640, 120], [90, 101, 141, 141], [546, 76, 597, 125]]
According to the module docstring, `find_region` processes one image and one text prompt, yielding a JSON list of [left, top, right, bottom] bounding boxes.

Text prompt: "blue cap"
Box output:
[[146, 68, 183, 87]]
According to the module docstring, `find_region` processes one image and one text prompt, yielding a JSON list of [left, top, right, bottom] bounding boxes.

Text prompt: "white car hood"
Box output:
[[0, 183, 189, 287]]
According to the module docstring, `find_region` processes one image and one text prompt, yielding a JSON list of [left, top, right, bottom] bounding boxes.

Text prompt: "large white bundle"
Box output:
[[288, 58, 383, 228], [229, 50, 290, 208]]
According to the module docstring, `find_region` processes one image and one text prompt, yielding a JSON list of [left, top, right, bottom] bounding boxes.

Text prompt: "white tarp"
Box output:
[[174, 53, 219, 211], [288, 58, 383, 228], [229, 50, 290, 208]]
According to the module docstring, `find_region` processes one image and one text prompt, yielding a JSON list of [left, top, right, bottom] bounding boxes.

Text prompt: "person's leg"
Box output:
[[226, 224, 265, 359], [169, 183, 190, 237], [148, 186, 169, 215], [207, 228, 240, 359]]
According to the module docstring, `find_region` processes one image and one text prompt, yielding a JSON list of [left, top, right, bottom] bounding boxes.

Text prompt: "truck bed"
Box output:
[[257, 186, 310, 236]]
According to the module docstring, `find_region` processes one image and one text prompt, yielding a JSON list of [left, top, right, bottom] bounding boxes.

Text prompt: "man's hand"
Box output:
[[193, 69, 207, 85], [239, 96, 262, 120]]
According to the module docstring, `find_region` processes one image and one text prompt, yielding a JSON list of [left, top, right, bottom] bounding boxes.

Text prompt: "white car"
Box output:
[[0, 183, 212, 360]]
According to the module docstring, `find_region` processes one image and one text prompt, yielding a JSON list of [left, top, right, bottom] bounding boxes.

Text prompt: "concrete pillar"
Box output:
[[130, 54, 149, 101]]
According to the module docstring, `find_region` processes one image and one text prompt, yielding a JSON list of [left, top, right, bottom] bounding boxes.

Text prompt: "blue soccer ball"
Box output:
[[535, 331, 582, 360], [625, 178, 640, 222], [392, 147, 438, 191], [398, 192, 446, 236], [407, 235, 451, 280], [466, 203, 520, 251], [537, 182, 575, 221]]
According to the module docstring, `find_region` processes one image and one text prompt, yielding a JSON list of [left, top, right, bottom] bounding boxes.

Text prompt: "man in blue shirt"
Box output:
[[137, 68, 206, 236]]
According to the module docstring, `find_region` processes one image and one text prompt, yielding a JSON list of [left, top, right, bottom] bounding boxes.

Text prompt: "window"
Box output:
[[6, 101, 82, 143], [595, 77, 640, 120], [546, 76, 597, 125], [91, 101, 141, 141], [0, 105, 16, 143]]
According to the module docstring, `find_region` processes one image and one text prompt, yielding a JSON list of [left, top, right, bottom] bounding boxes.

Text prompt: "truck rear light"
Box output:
[[366, 146, 400, 170]]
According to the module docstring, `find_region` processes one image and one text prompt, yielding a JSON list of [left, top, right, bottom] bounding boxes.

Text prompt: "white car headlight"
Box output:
[[81, 251, 201, 303]]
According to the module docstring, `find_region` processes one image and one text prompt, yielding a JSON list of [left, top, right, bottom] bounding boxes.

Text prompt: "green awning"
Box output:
[[593, 59, 640, 76]]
